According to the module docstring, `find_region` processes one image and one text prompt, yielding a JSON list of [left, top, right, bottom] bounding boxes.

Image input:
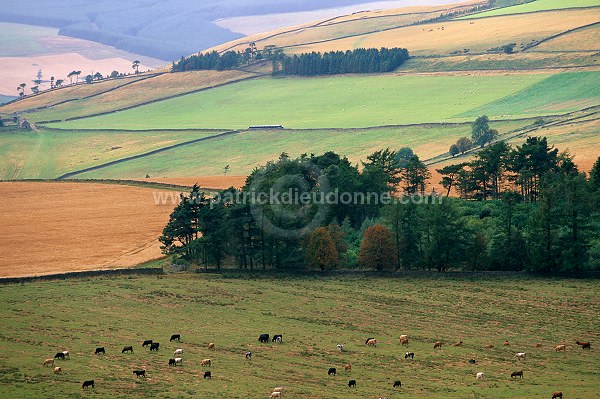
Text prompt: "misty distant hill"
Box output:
[[0, 0, 387, 61]]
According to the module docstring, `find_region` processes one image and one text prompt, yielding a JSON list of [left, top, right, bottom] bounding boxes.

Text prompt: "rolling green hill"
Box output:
[[460, 0, 600, 19]]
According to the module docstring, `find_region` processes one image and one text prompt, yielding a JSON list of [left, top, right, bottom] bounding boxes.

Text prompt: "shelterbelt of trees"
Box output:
[[160, 136, 600, 274], [171, 47, 409, 75]]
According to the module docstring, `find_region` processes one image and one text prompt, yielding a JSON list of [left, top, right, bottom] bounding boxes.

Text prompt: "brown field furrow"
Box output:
[[0, 182, 179, 278]]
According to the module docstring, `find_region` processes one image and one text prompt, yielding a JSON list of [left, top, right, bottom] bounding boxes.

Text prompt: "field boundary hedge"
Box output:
[[0, 267, 164, 285]]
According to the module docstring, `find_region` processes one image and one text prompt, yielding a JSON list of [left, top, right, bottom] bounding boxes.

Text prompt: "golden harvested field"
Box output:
[[0, 182, 179, 278], [0, 74, 152, 115], [288, 9, 598, 55], [21, 70, 255, 123], [533, 24, 600, 52]]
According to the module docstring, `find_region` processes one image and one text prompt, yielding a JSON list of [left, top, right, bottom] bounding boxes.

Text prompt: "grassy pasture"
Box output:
[[46, 73, 554, 130], [69, 121, 530, 179], [0, 274, 597, 399], [0, 22, 58, 57], [0, 128, 220, 180], [533, 24, 600, 52], [20, 70, 255, 123], [460, 0, 600, 19]]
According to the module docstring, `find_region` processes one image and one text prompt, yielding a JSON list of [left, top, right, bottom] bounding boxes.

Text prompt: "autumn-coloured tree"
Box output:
[[305, 227, 339, 271], [358, 224, 398, 271]]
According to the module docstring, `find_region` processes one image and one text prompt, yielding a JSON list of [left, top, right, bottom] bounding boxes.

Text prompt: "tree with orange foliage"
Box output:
[[359, 224, 398, 271], [305, 227, 339, 271]]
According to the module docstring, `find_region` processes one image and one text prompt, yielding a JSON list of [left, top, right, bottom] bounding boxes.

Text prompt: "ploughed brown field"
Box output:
[[146, 175, 248, 190], [0, 182, 178, 278]]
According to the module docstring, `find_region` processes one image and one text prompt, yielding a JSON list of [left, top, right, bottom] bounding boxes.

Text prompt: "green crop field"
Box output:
[[47, 72, 600, 131], [0, 129, 222, 180], [69, 120, 531, 179], [460, 0, 600, 19], [0, 274, 597, 399]]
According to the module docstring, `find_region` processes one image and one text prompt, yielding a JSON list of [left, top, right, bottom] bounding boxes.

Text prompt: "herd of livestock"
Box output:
[[41, 332, 592, 398]]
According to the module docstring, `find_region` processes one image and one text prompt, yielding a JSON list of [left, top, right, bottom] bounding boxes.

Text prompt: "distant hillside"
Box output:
[[0, 0, 423, 61]]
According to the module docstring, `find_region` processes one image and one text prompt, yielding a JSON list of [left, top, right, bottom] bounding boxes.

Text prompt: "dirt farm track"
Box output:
[[0, 181, 177, 278]]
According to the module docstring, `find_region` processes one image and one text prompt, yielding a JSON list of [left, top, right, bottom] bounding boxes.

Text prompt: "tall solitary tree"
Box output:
[[132, 60, 140, 74]]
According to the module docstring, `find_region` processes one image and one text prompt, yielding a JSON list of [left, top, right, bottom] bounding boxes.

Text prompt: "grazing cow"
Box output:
[[82, 380, 94, 389], [393, 380, 402, 388], [53, 366, 61, 374], [337, 344, 344, 351], [344, 364, 352, 372], [272, 387, 284, 395], [175, 357, 183, 365], [405, 352, 414, 359], [174, 349, 183, 356], [328, 367, 336, 376], [576, 341, 591, 349], [133, 370, 146, 378], [552, 392, 563, 399], [208, 342, 215, 350], [150, 342, 159, 351], [62, 351, 70, 359], [453, 341, 463, 347], [122, 346, 134, 353], [468, 359, 477, 364], [54, 352, 65, 360], [245, 351, 252, 360], [400, 337, 409, 346], [399, 335, 408, 340], [259, 334, 269, 343], [201, 358, 211, 366], [503, 340, 510, 346], [484, 344, 494, 349], [511, 370, 523, 379], [476, 372, 485, 380], [168, 358, 176, 366], [366, 339, 377, 347], [272, 335, 283, 343], [515, 352, 526, 359], [270, 392, 281, 398], [555, 345, 566, 352], [95, 347, 105, 355], [203, 371, 212, 379], [142, 340, 153, 347], [365, 337, 375, 345], [348, 379, 356, 388], [433, 341, 442, 350], [170, 334, 180, 342], [43, 358, 54, 367]]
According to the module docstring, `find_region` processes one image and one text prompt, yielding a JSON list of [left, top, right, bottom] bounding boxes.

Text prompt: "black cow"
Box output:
[[328, 367, 337, 376], [54, 352, 65, 360], [142, 340, 153, 347], [258, 334, 269, 343], [511, 370, 523, 379], [82, 380, 94, 389], [405, 352, 414, 359], [168, 358, 176, 366], [95, 347, 105, 355], [245, 351, 252, 359], [272, 334, 283, 342], [133, 370, 146, 378], [150, 342, 160, 351], [204, 371, 212, 379], [468, 359, 477, 364], [393, 380, 402, 388], [170, 334, 180, 342], [122, 346, 134, 353], [348, 379, 356, 388]]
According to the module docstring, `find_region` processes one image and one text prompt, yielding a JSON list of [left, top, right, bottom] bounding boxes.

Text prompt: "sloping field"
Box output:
[[22, 70, 256, 123], [0, 182, 178, 278], [460, 0, 600, 19], [0, 129, 220, 180], [288, 9, 599, 56], [0, 74, 153, 115], [532, 24, 600, 52], [461, 72, 600, 119], [69, 120, 531, 178], [46, 71, 600, 130], [0, 274, 598, 399]]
